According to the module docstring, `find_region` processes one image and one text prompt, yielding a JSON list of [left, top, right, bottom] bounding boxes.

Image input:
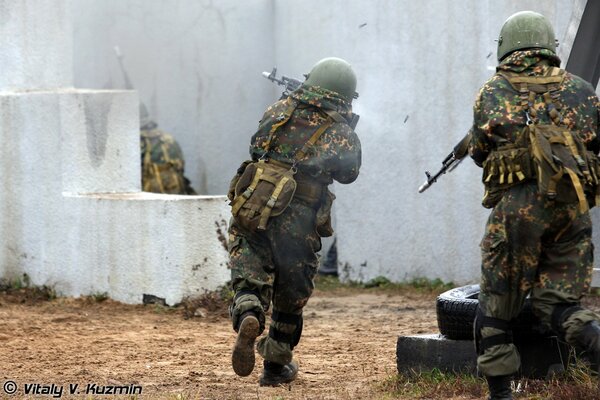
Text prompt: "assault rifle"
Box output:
[[418, 132, 471, 193], [262, 67, 303, 96], [262, 67, 360, 130]]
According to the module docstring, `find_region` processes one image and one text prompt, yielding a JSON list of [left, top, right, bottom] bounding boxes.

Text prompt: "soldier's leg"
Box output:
[[228, 223, 274, 377], [257, 202, 321, 386], [476, 186, 544, 399], [531, 209, 600, 372]]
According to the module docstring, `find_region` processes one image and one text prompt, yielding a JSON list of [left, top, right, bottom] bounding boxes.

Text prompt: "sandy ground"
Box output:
[[0, 287, 439, 400]]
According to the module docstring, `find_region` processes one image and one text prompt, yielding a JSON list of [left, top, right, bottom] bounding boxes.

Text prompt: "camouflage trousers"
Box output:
[[477, 183, 599, 377], [228, 200, 321, 365]]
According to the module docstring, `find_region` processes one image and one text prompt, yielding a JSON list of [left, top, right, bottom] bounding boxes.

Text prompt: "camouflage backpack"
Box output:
[[482, 67, 600, 210], [141, 130, 195, 195], [229, 101, 333, 232]]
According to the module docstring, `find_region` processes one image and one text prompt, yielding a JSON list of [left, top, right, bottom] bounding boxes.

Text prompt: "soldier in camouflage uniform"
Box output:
[[139, 104, 196, 195], [469, 11, 600, 400], [227, 58, 361, 386]]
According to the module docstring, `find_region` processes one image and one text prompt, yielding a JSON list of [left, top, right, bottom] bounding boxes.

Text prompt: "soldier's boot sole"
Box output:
[[232, 315, 260, 377]]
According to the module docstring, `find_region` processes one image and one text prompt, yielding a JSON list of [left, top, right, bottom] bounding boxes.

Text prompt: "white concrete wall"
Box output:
[[270, 0, 578, 285], [71, 0, 594, 286], [0, 0, 73, 90], [0, 0, 230, 304]]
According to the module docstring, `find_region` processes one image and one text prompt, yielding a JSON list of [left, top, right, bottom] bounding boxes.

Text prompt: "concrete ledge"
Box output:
[[397, 334, 570, 379], [593, 268, 600, 288]]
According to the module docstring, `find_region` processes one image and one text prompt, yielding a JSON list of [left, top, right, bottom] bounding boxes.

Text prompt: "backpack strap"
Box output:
[[293, 117, 334, 162], [497, 68, 565, 125]]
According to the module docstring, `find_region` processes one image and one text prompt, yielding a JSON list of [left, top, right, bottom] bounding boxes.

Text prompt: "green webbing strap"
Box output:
[[295, 118, 333, 161], [257, 175, 291, 230], [564, 167, 589, 213], [231, 165, 265, 216]]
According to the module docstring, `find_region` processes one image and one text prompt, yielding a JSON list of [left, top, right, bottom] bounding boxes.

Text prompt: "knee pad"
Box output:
[[551, 303, 583, 340], [230, 290, 266, 333], [474, 307, 513, 355], [269, 311, 303, 349]]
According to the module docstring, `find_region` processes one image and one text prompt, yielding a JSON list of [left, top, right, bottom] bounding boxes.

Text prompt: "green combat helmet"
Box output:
[[497, 11, 558, 61], [304, 57, 357, 102]]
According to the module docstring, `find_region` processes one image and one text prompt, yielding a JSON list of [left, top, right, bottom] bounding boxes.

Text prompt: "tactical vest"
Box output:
[[230, 100, 334, 233], [482, 67, 600, 210]]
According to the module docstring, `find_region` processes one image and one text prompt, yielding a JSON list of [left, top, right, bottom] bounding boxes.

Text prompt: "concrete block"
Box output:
[[397, 334, 570, 379], [0, 90, 230, 305], [59, 89, 141, 194]]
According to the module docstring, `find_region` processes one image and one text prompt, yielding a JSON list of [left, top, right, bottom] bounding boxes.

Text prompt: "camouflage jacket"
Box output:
[[469, 49, 600, 167], [140, 129, 196, 195], [249, 85, 361, 185]]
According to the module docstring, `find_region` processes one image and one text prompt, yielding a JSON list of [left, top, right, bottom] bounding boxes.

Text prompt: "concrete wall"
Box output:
[[0, 0, 73, 90], [71, 0, 592, 286], [275, 0, 579, 284]]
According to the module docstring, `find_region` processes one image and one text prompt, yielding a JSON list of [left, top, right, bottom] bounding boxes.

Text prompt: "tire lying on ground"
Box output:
[[436, 284, 547, 340]]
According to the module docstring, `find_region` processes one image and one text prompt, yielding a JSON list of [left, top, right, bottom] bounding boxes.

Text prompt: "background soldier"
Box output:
[[469, 11, 600, 400], [140, 103, 196, 195], [227, 57, 361, 386]]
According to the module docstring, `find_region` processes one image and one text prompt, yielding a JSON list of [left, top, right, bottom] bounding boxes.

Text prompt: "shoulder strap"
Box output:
[[293, 117, 333, 162]]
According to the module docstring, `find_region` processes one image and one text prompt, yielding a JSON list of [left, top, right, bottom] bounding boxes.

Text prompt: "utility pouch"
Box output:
[[230, 159, 297, 232], [481, 146, 532, 209], [315, 189, 336, 237], [528, 123, 589, 212]]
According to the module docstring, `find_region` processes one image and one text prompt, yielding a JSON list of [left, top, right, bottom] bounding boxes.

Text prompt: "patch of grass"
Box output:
[[378, 369, 485, 399], [0, 273, 57, 303], [90, 291, 109, 302], [378, 361, 600, 400], [314, 275, 454, 295]]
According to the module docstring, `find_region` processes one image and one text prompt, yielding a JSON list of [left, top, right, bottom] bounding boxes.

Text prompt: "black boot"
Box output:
[[486, 375, 512, 400], [231, 312, 260, 377], [576, 320, 600, 374], [259, 360, 298, 386]]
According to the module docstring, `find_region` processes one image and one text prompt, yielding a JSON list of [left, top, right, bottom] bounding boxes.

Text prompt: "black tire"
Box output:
[[436, 284, 546, 340]]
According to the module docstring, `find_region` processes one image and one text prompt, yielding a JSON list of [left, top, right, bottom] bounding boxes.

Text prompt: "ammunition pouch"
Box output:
[[481, 146, 533, 208], [230, 159, 297, 232]]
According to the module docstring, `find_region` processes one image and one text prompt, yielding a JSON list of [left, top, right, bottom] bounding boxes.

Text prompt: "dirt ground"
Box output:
[[0, 286, 439, 400]]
